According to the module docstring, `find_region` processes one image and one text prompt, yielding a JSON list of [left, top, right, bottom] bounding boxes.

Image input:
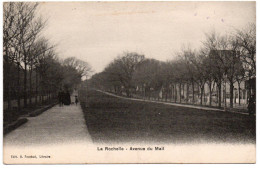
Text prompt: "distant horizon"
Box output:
[[38, 1, 255, 75]]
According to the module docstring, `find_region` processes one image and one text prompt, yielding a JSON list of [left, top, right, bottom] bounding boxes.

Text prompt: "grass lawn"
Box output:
[[80, 90, 255, 144]]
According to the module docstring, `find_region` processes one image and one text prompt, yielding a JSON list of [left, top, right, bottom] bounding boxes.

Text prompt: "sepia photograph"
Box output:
[[2, 1, 256, 164]]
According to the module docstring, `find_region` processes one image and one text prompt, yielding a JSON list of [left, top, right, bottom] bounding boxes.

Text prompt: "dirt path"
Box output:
[[4, 103, 93, 164]]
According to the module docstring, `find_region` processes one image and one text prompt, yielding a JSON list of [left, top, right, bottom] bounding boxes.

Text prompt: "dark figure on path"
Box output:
[[63, 90, 71, 105], [248, 94, 256, 115], [75, 95, 79, 105], [58, 89, 64, 107]]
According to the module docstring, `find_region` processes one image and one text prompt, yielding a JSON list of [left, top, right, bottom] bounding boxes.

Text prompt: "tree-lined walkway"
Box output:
[[97, 90, 249, 115], [4, 103, 92, 147]]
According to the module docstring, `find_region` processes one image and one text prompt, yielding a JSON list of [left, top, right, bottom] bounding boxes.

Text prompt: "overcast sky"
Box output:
[[38, 1, 255, 74]]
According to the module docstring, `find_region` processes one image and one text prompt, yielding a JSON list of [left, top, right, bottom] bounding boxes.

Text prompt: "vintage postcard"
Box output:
[[3, 1, 256, 164]]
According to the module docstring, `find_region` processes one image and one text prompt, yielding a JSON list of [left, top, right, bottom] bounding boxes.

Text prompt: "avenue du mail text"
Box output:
[[97, 146, 165, 151]]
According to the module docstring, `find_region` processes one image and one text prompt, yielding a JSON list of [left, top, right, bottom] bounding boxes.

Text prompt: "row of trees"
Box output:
[[3, 2, 91, 113], [88, 23, 255, 108]]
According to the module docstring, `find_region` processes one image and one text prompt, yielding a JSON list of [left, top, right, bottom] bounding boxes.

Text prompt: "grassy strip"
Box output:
[[4, 118, 28, 135], [4, 102, 58, 135], [29, 102, 57, 117], [81, 90, 255, 144]]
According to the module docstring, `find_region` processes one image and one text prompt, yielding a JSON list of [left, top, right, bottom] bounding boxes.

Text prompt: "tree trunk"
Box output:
[[4, 49, 12, 110], [186, 84, 189, 103], [208, 82, 212, 106], [179, 83, 182, 103], [230, 82, 234, 108], [39, 80, 42, 104], [165, 89, 168, 102], [171, 85, 174, 102], [148, 88, 150, 100], [125, 87, 130, 97], [234, 90, 237, 104], [48, 90, 51, 102], [35, 69, 38, 105], [17, 62, 21, 110], [224, 81, 226, 108], [40, 76, 44, 104], [7, 67, 12, 110], [29, 65, 32, 107], [39, 90, 42, 103], [200, 85, 204, 105], [182, 84, 185, 102], [218, 83, 221, 108], [143, 85, 145, 99], [174, 83, 177, 103], [203, 86, 206, 104], [24, 62, 27, 108], [192, 81, 195, 104], [238, 82, 241, 105]]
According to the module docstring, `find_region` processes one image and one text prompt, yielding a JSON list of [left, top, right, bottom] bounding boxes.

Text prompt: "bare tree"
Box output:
[[224, 36, 244, 108], [63, 57, 92, 80], [104, 52, 145, 97], [203, 31, 228, 108], [3, 2, 21, 110], [236, 23, 256, 77], [236, 23, 256, 99], [178, 46, 197, 103], [132, 59, 162, 99], [12, 2, 46, 108], [202, 53, 216, 106], [27, 38, 54, 106], [193, 51, 208, 105]]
